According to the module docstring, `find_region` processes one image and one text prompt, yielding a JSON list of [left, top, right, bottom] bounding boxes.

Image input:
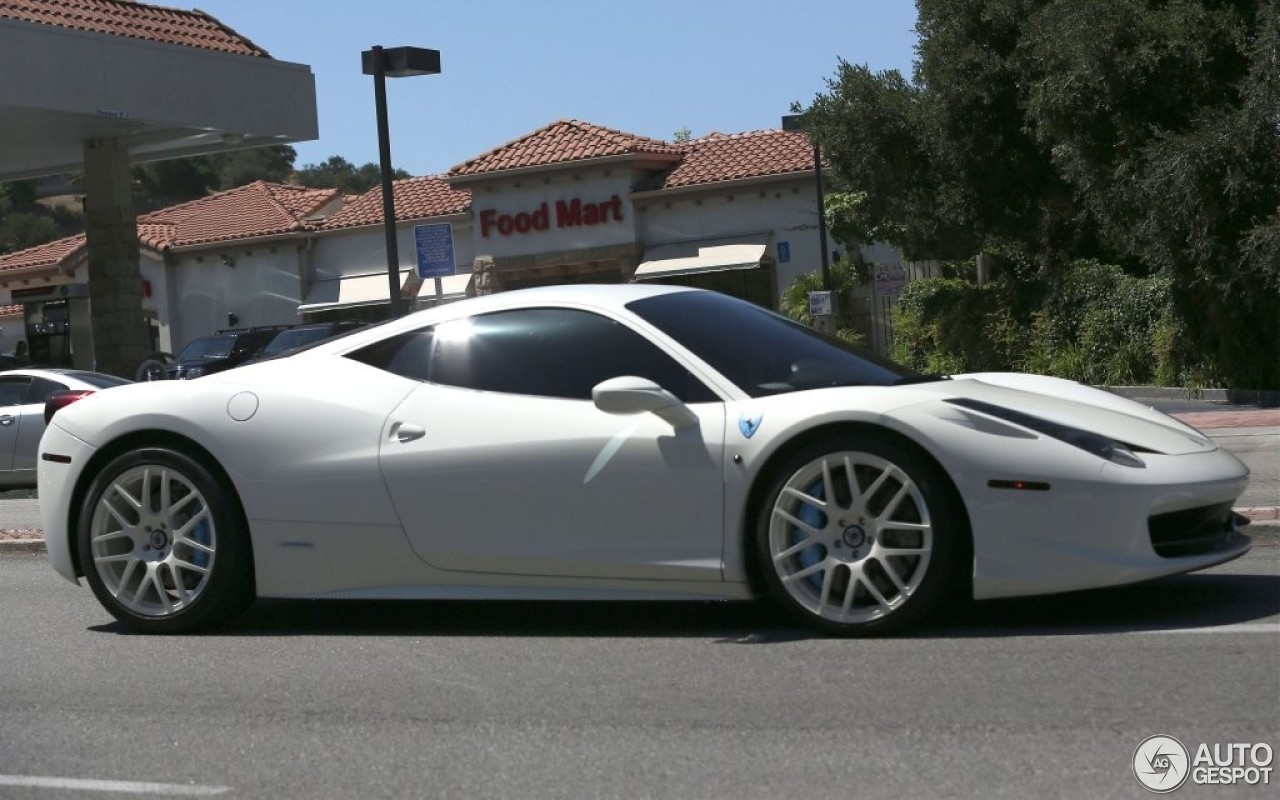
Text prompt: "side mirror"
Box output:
[[592, 376, 698, 430]]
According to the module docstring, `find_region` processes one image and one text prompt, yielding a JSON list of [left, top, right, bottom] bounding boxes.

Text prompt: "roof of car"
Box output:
[[304, 283, 700, 358]]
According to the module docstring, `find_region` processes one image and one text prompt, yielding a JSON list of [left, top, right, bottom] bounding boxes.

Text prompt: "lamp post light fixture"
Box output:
[[362, 45, 441, 317], [781, 113, 832, 292]]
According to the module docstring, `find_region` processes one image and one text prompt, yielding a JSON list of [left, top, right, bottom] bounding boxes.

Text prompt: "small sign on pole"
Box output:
[[808, 290, 833, 318], [414, 223, 456, 279]]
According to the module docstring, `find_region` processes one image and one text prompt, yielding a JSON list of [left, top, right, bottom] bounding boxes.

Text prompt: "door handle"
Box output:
[[391, 422, 425, 443], [0, 416, 14, 427]]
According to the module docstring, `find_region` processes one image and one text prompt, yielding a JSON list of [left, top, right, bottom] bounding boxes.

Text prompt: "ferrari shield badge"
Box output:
[[738, 412, 763, 439]]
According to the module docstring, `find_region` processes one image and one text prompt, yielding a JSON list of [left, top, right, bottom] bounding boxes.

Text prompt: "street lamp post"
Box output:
[[362, 45, 441, 318], [781, 114, 831, 292]]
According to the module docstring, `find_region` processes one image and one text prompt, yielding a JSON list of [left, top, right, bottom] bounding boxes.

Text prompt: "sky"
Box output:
[[186, 0, 921, 178]]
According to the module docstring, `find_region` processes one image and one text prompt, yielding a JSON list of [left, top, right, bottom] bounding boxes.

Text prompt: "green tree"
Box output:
[[0, 212, 58, 254], [293, 156, 409, 194], [800, 0, 1279, 387], [132, 144, 298, 210]]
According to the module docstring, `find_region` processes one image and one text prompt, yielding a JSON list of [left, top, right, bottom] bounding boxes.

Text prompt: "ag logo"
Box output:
[[1133, 734, 1190, 793]]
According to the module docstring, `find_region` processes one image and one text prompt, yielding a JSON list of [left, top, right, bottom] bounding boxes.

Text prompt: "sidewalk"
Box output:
[[3, 405, 1277, 553]]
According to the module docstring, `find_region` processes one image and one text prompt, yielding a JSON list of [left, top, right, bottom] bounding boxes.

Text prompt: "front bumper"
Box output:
[[36, 423, 98, 584], [888, 404, 1252, 600]]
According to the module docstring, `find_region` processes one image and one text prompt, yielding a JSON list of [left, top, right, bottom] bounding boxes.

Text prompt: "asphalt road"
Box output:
[[1, 540, 1277, 800]]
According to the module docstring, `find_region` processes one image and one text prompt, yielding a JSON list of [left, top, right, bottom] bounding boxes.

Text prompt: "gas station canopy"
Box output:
[[0, 4, 318, 182]]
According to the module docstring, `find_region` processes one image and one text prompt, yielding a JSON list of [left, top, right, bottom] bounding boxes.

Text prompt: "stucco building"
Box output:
[[2, 118, 898, 370]]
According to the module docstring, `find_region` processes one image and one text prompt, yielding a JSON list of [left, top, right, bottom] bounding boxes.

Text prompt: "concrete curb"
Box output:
[[1104, 385, 1280, 407]]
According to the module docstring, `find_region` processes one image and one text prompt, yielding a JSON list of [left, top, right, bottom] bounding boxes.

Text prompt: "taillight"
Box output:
[[44, 390, 94, 424]]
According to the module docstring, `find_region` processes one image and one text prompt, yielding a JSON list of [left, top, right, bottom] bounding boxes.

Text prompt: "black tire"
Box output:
[[77, 447, 254, 633], [753, 433, 962, 635], [134, 354, 171, 382]]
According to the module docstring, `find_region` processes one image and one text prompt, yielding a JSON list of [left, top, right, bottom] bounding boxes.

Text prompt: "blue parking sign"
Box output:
[[415, 224, 456, 279]]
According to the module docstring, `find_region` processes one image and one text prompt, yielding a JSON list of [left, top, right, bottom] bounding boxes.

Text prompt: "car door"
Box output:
[[373, 307, 728, 582], [0, 375, 37, 477]]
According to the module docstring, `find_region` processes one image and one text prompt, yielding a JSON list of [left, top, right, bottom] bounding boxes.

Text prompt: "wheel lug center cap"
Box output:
[[149, 530, 169, 550], [841, 525, 867, 549]]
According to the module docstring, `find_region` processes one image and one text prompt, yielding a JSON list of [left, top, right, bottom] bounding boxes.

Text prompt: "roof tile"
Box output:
[[137, 181, 340, 249], [448, 119, 683, 178], [0, 0, 270, 57], [0, 182, 339, 272], [656, 130, 816, 189], [0, 233, 86, 272], [322, 176, 471, 230]]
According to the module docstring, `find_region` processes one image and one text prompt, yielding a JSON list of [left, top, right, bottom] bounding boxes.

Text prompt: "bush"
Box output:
[[891, 260, 1207, 385]]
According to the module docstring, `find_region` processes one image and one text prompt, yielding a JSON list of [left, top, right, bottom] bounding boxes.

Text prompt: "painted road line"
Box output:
[[0, 774, 229, 796]]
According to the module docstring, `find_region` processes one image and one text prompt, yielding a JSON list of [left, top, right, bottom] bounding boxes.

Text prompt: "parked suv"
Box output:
[[162, 326, 287, 379], [245, 321, 366, 364]]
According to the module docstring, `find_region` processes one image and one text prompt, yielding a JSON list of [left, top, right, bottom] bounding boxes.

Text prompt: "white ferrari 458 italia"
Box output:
[[38, 284, 1252, 634]]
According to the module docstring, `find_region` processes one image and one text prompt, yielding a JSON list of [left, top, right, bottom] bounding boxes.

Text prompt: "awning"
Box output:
[[635, 235, 773, 280], [413, 272, 473, 304], [297, 272, 404, 313], [298, 271, 475, 313]]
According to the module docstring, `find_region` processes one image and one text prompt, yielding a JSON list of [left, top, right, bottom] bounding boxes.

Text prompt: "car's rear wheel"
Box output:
[[77, 447, 253, 633], [755, 433, 962, 635]]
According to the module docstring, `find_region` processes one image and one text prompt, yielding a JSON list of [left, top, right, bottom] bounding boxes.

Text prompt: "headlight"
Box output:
[[944, 397, 1147, 468]]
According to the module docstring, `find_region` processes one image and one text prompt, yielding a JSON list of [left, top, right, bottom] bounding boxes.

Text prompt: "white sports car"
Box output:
[[38, 284, 1251, 634]]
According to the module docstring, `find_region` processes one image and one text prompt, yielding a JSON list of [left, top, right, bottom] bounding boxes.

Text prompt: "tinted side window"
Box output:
[[347, 329, 434, 382], [0, 377, 32, 407], [26, 378, 70, 404], [431, 309, 717, 403]]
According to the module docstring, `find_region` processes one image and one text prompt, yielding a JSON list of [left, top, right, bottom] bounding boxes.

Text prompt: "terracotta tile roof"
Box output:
[[655, 130, 817, 190], [0, 233, 86, 272], [0, 0, 270, 57], [0, 304, 23, 316], [137, 181, 340, 249], [322, 176, 471, 231], [448, 119, 683, 178], [0, 182, 338, 272]]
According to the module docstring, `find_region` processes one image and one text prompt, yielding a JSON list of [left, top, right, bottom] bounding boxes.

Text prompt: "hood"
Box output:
[[922, 374, 1216, 456]]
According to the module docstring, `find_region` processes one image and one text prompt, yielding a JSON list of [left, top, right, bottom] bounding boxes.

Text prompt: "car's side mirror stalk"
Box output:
[[592, 376, 698, 430]]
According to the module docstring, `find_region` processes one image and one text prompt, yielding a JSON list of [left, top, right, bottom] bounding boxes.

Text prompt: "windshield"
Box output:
[[627, 291, 934, 397], [261, 328, 326, 356], [177, 335, 236, 360]]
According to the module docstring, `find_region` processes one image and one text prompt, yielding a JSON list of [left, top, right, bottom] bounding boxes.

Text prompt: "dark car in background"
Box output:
[[161, 326, 287, 380], [245, 321, 365, 364]]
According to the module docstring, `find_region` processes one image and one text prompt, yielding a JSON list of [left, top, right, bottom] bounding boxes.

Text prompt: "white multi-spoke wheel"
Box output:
[[756, 434, 962, 635], [77, 447, 254, 633]]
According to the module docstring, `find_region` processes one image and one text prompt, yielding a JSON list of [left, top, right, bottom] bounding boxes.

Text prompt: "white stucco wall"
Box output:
[[0, 310, 22, 356], [309, 217, 475, 284], [166, 243, 304, 349], [637, 178, 829, 294]]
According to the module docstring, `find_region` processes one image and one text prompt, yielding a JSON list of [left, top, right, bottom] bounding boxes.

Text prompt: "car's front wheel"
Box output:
[[77, 447, 254, 633], [755, 433, 963, 635]]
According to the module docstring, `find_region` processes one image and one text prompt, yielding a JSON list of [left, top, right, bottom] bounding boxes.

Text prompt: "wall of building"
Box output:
[[309, 219, 476, 284], [0, 310, 22, 357], [637, 178, 821, 292], [167, 243, 303, 350]]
